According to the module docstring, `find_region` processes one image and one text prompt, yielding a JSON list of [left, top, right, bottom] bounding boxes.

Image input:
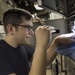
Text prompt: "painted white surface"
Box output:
[[0, 25, 5, 33]]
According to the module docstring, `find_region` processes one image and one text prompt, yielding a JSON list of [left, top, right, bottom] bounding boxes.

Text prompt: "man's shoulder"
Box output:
[[0, 40, 10, 54]]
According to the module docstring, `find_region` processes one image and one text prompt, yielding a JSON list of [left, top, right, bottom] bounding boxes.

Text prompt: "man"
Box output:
[[0, 8, 75, 75], [0, 8, 55, 75]]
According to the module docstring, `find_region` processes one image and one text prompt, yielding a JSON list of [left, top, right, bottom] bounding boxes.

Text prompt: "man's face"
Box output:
[[14, 18, 34, 45]]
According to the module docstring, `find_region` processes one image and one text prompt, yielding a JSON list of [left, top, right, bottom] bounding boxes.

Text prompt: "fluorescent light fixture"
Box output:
[[34, 4, 44, 10]]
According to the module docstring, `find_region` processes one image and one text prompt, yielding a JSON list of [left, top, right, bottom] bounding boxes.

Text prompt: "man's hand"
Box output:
[[35, 25, 50, 49], [35, 25, 55, 49]]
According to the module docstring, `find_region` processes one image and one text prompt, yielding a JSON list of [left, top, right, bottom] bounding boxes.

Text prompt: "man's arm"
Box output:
[[47, 40, 57, 65], [29, 26, 50, 75], [47, 33, 75, 65]]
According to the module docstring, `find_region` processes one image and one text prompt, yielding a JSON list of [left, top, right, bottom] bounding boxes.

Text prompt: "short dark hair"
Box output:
[[3, 8, 32, 33]]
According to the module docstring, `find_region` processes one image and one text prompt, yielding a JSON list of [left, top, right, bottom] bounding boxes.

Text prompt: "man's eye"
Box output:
[[25, 26, 33, 30]]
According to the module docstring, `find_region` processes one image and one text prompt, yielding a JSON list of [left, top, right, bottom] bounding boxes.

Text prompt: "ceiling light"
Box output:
[[34, 4, 44, 10]]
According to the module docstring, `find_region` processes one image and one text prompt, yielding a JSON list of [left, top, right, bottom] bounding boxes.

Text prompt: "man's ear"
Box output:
[[7, 24, 15, 35]]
